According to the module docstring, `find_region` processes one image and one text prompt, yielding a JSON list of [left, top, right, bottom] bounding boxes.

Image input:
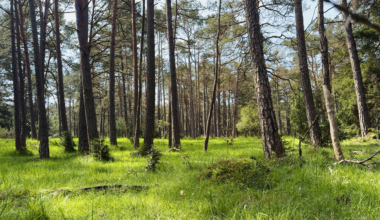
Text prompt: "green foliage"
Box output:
[[0, 128, 12, 139], [90, 139, 111, 161], [199, 158, 270, 189], [236, 103, 260, 136], [60, 131, 76, 153], [290, 93, 308, 137], [23, 197, 49, 220], [116, 117, 127, 138], [145, 147, 162, 172], [0, 104, 12, 131]]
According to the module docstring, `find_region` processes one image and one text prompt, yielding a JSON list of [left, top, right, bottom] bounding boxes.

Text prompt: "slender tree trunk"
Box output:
[[166, 0, 181, 148], [245, 0, 285, 158], [204, 0, 221, 152], [108, 0, 118, 145], [131, 0, 140, 148], [54, 0, 68, 134], [294, 0, 322, 147], [340, 0, 370, 137], [19, 3, 37, 139], [187, 38, 195, 139], [232, 69, 239, 138], [143, 0, 155, 150], [11, 0, 22, 151], [29, 0, 49, 158], [75, 0, 99, 142], [319, 0, 344, 160], [14, 0, 26, 147], [203, 60, 207, 136]]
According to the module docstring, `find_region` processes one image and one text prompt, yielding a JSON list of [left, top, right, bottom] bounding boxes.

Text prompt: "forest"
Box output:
[[1, 0, 380, 218]]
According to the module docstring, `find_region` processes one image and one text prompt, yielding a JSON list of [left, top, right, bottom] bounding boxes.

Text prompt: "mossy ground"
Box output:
[[0, 136, 380, 219]]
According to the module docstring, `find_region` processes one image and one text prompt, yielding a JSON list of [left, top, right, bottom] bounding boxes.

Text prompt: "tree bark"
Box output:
[[75, 0, 99, 142], [319, 0, 344, 160], [166, 0, 181, 148], [294, 0, 322, 147], [29, 0, 49, 158], [54, 0, 69, 134], [143, 0, 155, 150], [232, 68, 239, 138], [19, 3, 37, 139], [108, 0, 118, 145], [245, 0, 285, 158], [340, 0, 370, 137], [187, 36, 195, 139]]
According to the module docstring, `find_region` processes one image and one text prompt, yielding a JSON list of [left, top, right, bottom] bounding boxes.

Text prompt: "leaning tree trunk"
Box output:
[[29, 0, 49, 158], [11, 0, 22, 151], [294, 0, 322, 147], [143, 0, 156, 150], [75, 0, 99, 142], [244, 0, 285, 158], [340, 0, 370, 137], [54, 0, 69, 133], [204, 0, 221, 152], [318, 0, 344, 160], [19, 3, 37, 139], [108, 0, 118, 146], [166, 0, 181, 149]]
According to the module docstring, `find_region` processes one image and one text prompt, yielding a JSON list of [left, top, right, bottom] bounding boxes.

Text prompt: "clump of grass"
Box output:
[[145, 147, 161, 172], [60, 131, 76, 153], [90, 139, 111, 161], [199, 158, 270, 189], [23, 196, 49, 220], [13, 148, 34, 156]]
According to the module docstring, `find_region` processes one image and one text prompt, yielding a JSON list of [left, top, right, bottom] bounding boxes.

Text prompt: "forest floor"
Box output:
[[0, 136, 380, 219]]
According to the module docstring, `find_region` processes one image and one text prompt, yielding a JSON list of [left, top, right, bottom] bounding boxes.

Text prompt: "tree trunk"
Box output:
[[340, 0, 370, 137], [294, 0, 322, 147], [11, 0, 22, 151], [232, 69, 239, 138], [75, 0, 99, 142], [245, 0, 285, 158], [78, 74, 89, 152], [187, 38, 195, 139], [19, 3, 37, 139], [319, 0, 344, 160], [15, 0, 26, 148], [108, 0, 118, 145], [143, 0, 155, 150], [204, 0, 221, 152], [54, 0, 69, 134], [29, 0, 49, 158], [166, 0, 181, 148]]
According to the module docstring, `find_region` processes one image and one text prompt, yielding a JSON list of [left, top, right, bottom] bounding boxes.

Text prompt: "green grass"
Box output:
[[0, 136, 380, 219]]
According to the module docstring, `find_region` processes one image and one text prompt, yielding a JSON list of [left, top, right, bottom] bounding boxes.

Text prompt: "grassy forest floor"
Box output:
[[0, 136, 380, 219]]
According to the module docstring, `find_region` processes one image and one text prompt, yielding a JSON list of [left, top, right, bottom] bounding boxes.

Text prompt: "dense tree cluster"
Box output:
[[0, 0, 379, 159]]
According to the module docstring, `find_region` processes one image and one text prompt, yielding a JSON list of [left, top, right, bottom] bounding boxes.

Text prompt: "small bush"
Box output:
[[145, 147, 162, 172], [199, 158, 270, 189], [60, 131, 76, 152], [90, 139, 111, 161]]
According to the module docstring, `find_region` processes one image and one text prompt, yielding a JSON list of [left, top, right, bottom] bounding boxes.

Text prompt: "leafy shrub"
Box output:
[[0, 128, 12, 139], [199, 158, 270, 189], [145, 147, 162, 172], [90, 139, 111, 161], [236, 104, 260, 136], [60, 131, 76, 152]]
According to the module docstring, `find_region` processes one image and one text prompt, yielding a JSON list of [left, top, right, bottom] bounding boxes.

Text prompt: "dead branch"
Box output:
[[336, 149, 380, 167], [40, 184, 159, 194], [298, 115, 319, 157]]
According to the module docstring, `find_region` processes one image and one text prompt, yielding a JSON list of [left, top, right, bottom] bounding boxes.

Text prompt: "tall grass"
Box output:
[[0, 136, 379, 219]]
